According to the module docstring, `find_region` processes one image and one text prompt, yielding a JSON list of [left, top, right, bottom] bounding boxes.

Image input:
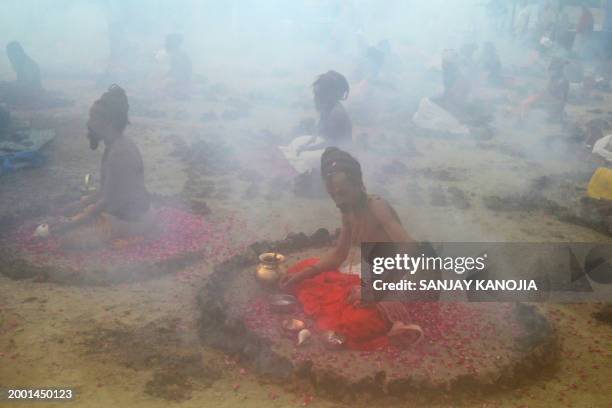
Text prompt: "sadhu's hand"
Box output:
[[80, 195, 93, 206], [279, 274, 300, 291], [280, 266, 319, 291], [347, 286, 362, 306], [279, 268, 314, 291], [47, 217, 72, 235]]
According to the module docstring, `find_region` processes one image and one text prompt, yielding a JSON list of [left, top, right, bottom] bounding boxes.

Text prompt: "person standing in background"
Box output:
[[158, 33, 192, 100], [575, 5, 594, 59]]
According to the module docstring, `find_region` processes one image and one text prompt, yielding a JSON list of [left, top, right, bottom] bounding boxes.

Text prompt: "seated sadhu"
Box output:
[[544, 58, 570, 122], [156, 33, 193, 100], [280, 147, 435, 350], [479, 42, 503, 86], [518, 57, 569, 123], [433, 48, 493, 126], [304, 70, 352, 153], [1, 41, 72, 109], [281, 71, 352, 172], [280, 71, 353, 196], [438, 49, 471, 112], [48, 85, 157, 249], [0, 41, 43, 107]]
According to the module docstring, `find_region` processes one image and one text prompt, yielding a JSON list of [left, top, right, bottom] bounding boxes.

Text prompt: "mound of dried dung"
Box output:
[[448, 186, 470, 209], [483, 192, 560, 213], [592, 303, 612, 325], [430, 186, 447, 206]]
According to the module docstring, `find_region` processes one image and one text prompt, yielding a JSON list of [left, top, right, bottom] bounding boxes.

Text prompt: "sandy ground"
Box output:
[[1, 56, 612, 408]]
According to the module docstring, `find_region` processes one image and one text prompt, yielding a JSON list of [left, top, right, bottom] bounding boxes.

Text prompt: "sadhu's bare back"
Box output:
[[346, 195, 402, 245]]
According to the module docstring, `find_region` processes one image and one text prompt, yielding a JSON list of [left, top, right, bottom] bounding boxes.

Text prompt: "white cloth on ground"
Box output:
[[412, 98, 470, 136], [279, 135, 326, 174], [592, 134, 612, 162]]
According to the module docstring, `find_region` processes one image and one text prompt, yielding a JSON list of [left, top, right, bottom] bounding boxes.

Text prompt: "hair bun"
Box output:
[[100, 84, 128, 111], [320, 146, 362, 185], [313, 70, 350, 102], [92, 84, 130, 131], [103, 84, 128, 106]]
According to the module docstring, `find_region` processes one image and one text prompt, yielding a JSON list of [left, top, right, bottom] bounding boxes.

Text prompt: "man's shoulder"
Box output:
[[328, 103, 352, 133], [368, 195, 389, 214], [108, 137, 140, 160], [369, 195, 401, 224], [330, 103, 349, 120], [108, 136, 129, 150]]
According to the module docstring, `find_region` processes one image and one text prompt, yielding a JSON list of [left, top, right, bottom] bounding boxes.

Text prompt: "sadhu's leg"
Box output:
[[106, 210, 161, 248], [376, 302, 424, 347], [59, 210, 160, 250], [58, 214, 113, 250]]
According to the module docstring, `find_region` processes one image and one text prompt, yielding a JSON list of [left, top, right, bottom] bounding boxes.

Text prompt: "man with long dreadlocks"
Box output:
[[310, 69, 352, 148], [47, 85, 157, 249], [280, 70, 353, 196], [280, 147, 435, 350], [280, 70, 352, 171]]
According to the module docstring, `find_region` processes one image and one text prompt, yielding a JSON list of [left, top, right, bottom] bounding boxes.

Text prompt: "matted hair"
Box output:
[[91, 84, 130, 131], [320, 147, 363, 186], [313, 70, 350, 102]]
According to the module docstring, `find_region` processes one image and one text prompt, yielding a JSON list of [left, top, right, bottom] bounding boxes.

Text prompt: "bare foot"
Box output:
[[388, 322, 423, 348]]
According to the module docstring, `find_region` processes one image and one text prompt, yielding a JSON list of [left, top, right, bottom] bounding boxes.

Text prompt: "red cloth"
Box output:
[[287, 258, 390, 350]]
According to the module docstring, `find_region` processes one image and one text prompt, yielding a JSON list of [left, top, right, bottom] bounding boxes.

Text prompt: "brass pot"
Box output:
[[82, 173, 96, 193], [255, 252, 286, 286]]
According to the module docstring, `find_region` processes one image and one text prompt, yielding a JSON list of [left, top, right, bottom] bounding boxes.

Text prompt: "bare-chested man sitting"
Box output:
[[281, 147, 430, 349], [49, 85, 157, 248]]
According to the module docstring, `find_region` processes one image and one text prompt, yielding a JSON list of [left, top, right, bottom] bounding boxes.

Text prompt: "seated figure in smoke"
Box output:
[[354, 40, 389, 83], [348, 39, 404, 127], [48, 85, 158, 248], [280, 70, 352, 195], [426, 48, 493, 127], [280, 147, 434, 350], [0, 41, 72, 109], [0, 41, 42, 107], [518, 57, 569, 123], [437, 49, 472, 114], [479, 42, 503, 86]]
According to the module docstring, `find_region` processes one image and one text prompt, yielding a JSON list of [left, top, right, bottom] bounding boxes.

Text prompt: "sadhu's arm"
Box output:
[[365, 200, 427, 301], [309, 214, 351, 274], [370, 199, 417, 244], [280, 215, 351, 289]]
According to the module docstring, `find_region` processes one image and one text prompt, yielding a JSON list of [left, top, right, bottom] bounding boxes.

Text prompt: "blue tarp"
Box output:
[[0, 128, 55, 173]]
